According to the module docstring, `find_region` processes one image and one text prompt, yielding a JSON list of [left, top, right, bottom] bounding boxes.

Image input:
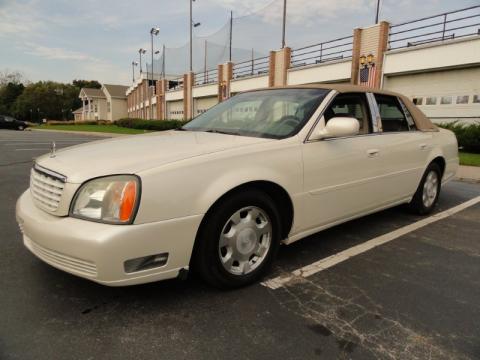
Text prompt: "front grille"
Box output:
[[30, 166, 65, 212], [25, 237, 98, 277]]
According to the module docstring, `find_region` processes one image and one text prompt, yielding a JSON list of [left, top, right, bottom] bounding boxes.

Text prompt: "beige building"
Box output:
[[126, 5, 480, 124], [79, 84, 129, 122], [72, 107, 83, 121]]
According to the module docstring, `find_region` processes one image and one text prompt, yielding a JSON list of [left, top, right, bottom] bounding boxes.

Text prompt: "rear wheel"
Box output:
[[17, 125, 24, 131], [192, 189, 281, 289], [408, 163, 442, 215]]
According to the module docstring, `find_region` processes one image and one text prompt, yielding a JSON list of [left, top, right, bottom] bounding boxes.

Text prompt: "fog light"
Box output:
[[124, 253, 168, 273]]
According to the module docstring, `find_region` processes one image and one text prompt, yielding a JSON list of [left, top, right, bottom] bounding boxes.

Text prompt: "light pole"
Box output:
[[189, 0, 201, 72], [281, 0, 287, 48], [138, 48, 146, 75], [149, 27, 160, 119], [161, 44, 166, 78], [375, 0, 381, 24], [131, 61, 138, 83]]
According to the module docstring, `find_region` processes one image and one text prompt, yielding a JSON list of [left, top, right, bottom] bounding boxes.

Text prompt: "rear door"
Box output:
[[371, 93, 432, 201]]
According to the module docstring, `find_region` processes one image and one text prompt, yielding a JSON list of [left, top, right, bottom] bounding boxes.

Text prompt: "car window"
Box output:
[[183, 88, 329, 139], [374, 94, 412, 132], [4, 116, 15, 122], [323, 93, 371, 134]]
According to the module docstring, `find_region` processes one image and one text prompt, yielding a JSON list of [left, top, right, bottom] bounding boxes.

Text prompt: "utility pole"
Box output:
[[162, 44, 166, 78], [149, 27, 159, 120], [229, 11, 233, 62], [375, 0, 381, 24], [204, 40, 207, 83], [281, 0, 287, 48], [190, 0, 193, 72]]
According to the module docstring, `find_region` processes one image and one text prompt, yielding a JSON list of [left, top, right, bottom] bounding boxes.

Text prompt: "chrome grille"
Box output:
[[30, 166, 66, 212]]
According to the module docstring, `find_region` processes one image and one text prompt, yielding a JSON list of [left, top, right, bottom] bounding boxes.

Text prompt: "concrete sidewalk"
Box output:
[[456, 165, 480, 183]]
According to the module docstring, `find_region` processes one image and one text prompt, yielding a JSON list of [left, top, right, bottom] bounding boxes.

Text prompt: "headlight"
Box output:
[[70, 175, 140, 224]]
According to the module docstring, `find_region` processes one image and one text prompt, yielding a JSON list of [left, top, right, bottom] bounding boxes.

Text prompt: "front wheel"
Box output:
[[408, 163, 442, 215], [17, 125, 24, 131], [192, 189, 281, 289]]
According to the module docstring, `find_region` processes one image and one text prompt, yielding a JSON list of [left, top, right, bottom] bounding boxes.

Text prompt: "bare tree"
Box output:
[[0, 69, 29, 86]]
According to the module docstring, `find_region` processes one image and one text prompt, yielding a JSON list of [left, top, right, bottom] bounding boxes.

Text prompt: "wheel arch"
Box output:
[[196, 180, 294, 244]]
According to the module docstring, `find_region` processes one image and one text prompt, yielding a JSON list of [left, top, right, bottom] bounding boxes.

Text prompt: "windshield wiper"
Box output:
[[175, 127, 187, 131], [203, 129, 240, 136]]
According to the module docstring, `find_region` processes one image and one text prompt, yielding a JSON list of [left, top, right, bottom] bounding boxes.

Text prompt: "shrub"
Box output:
[[116, 118, 187, 131], [437, 122, 480, 153]]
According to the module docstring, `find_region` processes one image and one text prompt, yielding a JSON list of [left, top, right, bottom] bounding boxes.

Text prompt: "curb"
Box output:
[[455, 165, 480, 183], [30, 128, 129, 137]]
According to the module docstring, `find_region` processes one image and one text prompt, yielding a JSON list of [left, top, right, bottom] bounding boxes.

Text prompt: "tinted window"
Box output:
[[375, 94, 411, 132], [324, 93, 371, 134]]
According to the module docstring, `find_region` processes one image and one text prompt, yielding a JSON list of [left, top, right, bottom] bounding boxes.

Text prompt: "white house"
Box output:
[[78, 84, 129, 121]]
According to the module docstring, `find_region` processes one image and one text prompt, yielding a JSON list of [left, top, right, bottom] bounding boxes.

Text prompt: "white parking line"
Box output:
[[261, 195, 480, 290], [14, 148, 50, 151]]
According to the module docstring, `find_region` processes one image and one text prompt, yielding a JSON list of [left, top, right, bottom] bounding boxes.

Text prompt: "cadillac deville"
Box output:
[[16, 85, 459, 288]]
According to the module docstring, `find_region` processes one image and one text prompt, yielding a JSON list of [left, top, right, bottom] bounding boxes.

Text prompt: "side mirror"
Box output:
[[310, 117, 360, 140]]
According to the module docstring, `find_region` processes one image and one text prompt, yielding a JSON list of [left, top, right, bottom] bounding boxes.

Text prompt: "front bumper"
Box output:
[[16, 190, 203, 286]]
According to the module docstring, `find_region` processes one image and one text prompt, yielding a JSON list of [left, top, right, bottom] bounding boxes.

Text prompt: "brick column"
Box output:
[[156, 79, 167, 120], [218, 62, 233, 102], [183, 72, 194, 120], [350, 28, 362, 85], [350, 21, 390, 88], [268, 47, 291, 87]]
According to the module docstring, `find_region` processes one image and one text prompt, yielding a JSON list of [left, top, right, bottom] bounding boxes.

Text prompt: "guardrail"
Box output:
[[290, 35, 353, 69], [232, 56, 270, 79], [194, 68, 218, 86], [388, 5, 480, 50]]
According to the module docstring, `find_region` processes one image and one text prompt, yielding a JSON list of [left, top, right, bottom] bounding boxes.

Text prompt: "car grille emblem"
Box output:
[[50, 141, 56, 158]]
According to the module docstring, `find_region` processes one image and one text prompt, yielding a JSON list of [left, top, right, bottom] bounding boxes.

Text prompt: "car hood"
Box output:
[[35, 130, 272, 183]]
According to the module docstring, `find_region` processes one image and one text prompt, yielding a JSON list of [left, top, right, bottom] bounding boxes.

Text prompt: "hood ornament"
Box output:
[[50, 141, 56, 158]]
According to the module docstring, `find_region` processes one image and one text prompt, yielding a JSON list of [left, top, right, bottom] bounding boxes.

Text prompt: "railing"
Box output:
[[290, 35, 353, 69], [388, 5, 480, 50], [232, 56, 270, 79], [167, 76, 184, 91], [194, 68, 218, 86]]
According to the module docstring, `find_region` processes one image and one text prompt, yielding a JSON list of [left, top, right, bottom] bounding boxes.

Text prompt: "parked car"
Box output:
[[16, 85, 458, 288], [0, 115, 28, 130]]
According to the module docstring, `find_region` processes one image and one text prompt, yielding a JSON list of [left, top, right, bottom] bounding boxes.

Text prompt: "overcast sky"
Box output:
[[0, 0, 476, 85]]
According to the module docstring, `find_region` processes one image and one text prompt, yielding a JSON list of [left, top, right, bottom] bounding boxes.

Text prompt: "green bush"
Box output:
[[437, 122, 480, 153], [116, 118, 187, 131]]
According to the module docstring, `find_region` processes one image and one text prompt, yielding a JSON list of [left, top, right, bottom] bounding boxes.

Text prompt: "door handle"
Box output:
[[367, 149, 379, 157], [419, 143, 428, 150]]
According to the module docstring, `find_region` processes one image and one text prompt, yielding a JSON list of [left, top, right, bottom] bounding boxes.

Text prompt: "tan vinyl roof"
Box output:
[[80, 88, 105, 98], [103, 84, 129, 98], [247, 84, 438, 132], [72, 107, 83, 114]]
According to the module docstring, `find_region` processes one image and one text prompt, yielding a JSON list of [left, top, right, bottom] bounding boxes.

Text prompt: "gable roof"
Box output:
[[72, 107, 83, 114], [80, 88, 105, 98], [102, 84, 129, 98]]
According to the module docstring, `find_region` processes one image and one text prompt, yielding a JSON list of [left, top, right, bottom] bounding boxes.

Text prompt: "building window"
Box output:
[[107, 101, 111, 112], [456, 95, 469, 104], [425, 97, 437, 105], [412, 97, 423, 105], [472, 95, 480, 104], [440, 96, 452, 105], [94, 104, 98, 112]]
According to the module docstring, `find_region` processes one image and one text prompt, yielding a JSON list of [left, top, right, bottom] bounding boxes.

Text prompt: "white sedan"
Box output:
[[16, 85, 459, 288]]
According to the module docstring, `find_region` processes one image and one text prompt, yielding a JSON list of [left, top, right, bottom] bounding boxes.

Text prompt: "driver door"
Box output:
[[299, 92, 388, 231]]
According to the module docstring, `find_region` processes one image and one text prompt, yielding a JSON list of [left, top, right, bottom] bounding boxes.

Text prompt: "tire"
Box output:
[[18, 125, 24, 131], [408, 163, 442, 215], [192, 189, 282, 289]]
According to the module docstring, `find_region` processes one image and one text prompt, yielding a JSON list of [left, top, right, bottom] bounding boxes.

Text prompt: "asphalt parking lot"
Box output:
[[1, 129, 479, 360]]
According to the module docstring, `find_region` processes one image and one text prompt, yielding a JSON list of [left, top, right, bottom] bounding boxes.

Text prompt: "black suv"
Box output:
[[0, 115, 28, 130]]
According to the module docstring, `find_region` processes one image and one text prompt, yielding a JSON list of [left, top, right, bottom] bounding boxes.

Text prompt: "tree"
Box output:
[[72, 79, 101, 89], [12, 81, 83, 121], [0, 82, 25, 115]]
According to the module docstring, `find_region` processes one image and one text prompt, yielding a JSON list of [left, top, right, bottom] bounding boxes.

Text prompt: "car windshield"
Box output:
[[182, 88, 329, 139]]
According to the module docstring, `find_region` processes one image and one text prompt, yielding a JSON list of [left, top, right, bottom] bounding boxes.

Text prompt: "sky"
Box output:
[[0, 0, 476, 85]]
